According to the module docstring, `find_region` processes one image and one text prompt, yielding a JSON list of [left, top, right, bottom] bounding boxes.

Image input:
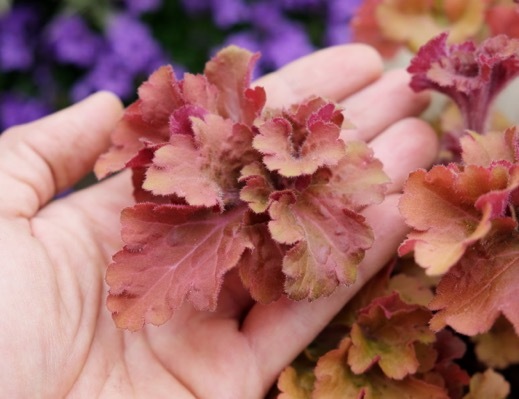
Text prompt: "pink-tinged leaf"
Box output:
[[473, 316, 519, 369], [347, 293, 435, 380], [138, 65, 184, 127], [313, 338, 450, 399], [312, 140, 389, 209], [180, 73, 219, 115], [168, 103, 208, 135], [204, 45, 265, 126], [253, 98, 346, 177], [462, 369, 510, 399], [269, 190, 373, 300], [143, 135, 224, 208], [408, 33, 519, 133], [429, 233, 519, 335], [143, 114, 257, 208], [237, 221, 285, 304], [95, 66, 183, 178], [239, 162, 275, 213], [106, 203, 249, 331], [399, 163, 519, 275], [460, 127, 519, 167]]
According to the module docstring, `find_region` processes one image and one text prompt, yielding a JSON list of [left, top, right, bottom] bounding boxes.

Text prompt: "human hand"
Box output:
[[0, 44, 437, 399]]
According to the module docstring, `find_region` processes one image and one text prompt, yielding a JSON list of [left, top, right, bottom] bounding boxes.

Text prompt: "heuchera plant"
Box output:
[[95, 45, 389, 331], [97, 35, 519, 397], [273, 34, 519, 398]]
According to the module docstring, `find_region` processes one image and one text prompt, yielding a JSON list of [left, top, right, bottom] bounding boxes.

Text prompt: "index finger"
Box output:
[[254, 44, 384, 109]]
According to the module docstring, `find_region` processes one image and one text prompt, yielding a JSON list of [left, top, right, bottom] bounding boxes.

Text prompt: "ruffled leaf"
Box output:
[[143, 115, 257, 208], [313, 338, 450, 399], [253, 98, 347, 177], [95, 46, 264, 180], [277, 367, 314, 399], [347, 293, 435, 380], [95, 66, 182, 177], [204, 45, 265, 126], [429, 233, 519, 335], [460, 127, 519, 167], [399, 163, 519, 275], [269, 189, 373, 300], [106, 203, 249, 331], [237, 221, 285, 303], [313, 140, 389, 209], [408, 33, 519, 133], [239, 162, 275, 213]]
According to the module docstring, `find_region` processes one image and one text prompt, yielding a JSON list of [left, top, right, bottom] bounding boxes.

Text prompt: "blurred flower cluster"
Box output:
[[0, 0, 361, 131]]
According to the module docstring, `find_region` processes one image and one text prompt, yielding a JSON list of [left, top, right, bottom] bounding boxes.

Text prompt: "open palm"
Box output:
[[0, 45, 437, 399]]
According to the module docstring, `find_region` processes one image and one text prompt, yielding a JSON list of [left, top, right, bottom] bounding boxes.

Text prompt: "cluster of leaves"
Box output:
[[96, 23, 519, 397], [95, 46, 389, 331], [274, 31, 519, 399], [274, 263, 511, 398], [351, 0, 519, 59], [400, 33, 519, 339]]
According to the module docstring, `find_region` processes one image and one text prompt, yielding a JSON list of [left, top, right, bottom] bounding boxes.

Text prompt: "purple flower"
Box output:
[[46, 14, 102, 67], [211, 0, 249, 28], [326, 22, 354, 46], [123, 0, 163, 15], [262, 22, 314, 69], [0, 5, 40, 71], [222, 31, 261, 53], [249, 3, 285, 32], [106, 13, 166, 75], [0, 93, 50, 130], [71, 52, 135, 101], [327, 0, 362, 22]]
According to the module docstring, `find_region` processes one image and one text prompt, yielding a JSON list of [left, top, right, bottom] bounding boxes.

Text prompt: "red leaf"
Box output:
[[204, 45, 265, 126], [429, 233, 519, 335], [238, 222, 286, 304], [408, 33, 519, 133], [143, 115, 257, 208], [94, 66, 181, 177], [347, 293, 435, 380], [95, 47, 264, 180], [269, 189, 373, 300], [106, 203, 249, 331]]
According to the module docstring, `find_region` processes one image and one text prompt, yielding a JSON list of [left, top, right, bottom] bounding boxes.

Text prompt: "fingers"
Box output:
[[369, 117, 438, 193], [341, 69, 430, 142], [0, 92, 123, 218], [254, 44, 384, 109]]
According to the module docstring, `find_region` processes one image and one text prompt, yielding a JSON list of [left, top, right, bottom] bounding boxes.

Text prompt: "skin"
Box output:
[[0, 44, 437, 399]]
